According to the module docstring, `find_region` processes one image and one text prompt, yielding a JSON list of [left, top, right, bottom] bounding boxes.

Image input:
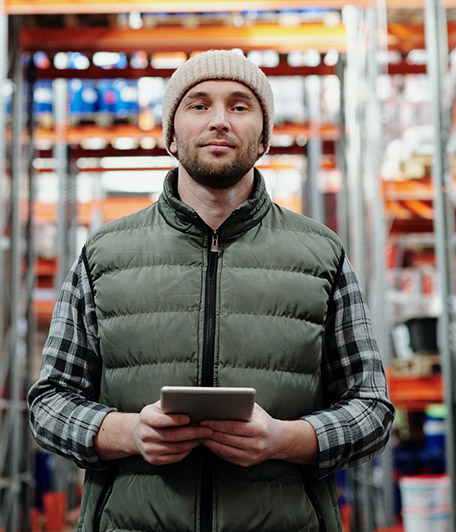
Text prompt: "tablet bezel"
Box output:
[[160, 386, 256, 422]]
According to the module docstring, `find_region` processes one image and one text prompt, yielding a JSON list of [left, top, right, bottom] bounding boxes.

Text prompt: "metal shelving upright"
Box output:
[[0, 13, 35, 532], [341, 4, 395, 530], [424, 0, 456, 529], [341, 2, 456, 531], [0, 3, 9, 526]]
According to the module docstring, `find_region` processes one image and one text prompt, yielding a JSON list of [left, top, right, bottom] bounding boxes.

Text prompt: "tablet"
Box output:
[[160, 386, 256, 422]]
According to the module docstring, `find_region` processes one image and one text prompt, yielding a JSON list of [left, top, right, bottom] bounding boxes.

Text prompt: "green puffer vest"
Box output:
[[79, 168, 343, 532]]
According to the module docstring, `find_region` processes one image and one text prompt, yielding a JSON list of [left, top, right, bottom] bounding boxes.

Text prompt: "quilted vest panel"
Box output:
[[79, 170, 343, 532]]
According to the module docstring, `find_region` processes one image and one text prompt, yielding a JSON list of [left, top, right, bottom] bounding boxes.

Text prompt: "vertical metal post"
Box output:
[[23, 56, 37, 532], [424, 2, 456, 531], [335, 57, 349, 248], [53, 79, 70, 291], [0, 0, 8, 366], [5, 17, 25, 532], [365, 2, 395, 528], [343, 7, 370, 531], [0, 4, 8, 528], [305, 76, 325, 224], [342, 5, 367, 289], [366, 0, 390, 375], [67, 155, 78, 262]]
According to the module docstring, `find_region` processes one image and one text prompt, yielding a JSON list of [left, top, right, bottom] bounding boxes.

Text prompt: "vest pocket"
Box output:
[[92, 464, 118, 532]]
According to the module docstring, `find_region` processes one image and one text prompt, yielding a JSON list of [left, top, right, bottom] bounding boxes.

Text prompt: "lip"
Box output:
[[202, 142, 235, 152], [203, 141, 234, 148]]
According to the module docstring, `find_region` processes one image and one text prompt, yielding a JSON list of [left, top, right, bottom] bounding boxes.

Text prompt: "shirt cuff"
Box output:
[[67, 404, 117, 470], [302, 412, 350, 479]]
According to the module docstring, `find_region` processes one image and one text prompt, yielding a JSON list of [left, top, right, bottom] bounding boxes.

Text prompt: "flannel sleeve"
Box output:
[[303, 254, 395, 479], [28, 253, 115, 470]]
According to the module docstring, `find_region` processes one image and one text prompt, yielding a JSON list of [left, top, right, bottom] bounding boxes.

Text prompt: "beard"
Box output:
[[174, 134, 262, 190]]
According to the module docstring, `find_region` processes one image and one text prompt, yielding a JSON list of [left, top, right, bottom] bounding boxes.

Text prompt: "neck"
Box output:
[[176, 166, 255, 229]]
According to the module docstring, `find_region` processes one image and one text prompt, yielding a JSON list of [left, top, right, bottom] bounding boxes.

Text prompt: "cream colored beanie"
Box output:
[[162, 50, 274, 154]]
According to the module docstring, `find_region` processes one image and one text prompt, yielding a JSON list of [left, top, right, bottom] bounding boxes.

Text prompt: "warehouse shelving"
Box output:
[[2, 2, 456, 532], [0, 6, 393, 532], [379, 8, 456, 532]]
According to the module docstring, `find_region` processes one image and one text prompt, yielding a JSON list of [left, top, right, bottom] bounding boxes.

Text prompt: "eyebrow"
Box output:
[[182, 91, 210, 102], [183, 89, 255, 102], [230, 90, 255, 101]]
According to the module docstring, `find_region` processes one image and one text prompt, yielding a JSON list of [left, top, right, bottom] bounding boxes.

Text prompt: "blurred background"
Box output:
[[0, 1, 455, 531]]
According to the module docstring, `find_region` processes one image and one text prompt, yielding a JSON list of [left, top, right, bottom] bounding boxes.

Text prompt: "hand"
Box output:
[[199, 403, 285, 467], [132, 401, 214, 465]]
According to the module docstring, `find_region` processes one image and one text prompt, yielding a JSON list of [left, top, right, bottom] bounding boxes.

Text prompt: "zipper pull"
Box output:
[[210, 230, 219, 252]]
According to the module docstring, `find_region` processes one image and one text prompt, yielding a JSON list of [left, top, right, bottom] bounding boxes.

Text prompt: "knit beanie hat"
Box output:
[[162, 50, 274, 154]]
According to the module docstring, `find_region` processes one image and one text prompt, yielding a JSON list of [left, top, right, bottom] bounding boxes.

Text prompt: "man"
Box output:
[[29, 50, 394, 532]]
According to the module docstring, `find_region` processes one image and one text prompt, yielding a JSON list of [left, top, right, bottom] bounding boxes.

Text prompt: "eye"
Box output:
[[233, 104, 249, 112]]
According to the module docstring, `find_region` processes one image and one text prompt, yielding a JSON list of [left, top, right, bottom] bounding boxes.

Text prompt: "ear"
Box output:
[[169, 133, 178, 154], [257, 134, 265, 156]]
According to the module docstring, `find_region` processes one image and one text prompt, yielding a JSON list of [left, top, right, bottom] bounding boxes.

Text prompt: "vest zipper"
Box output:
[[200, 229, 219, 532], [92, 465, 118, 532], [301, 475, 327, 532], [202, 229, 219, 388]]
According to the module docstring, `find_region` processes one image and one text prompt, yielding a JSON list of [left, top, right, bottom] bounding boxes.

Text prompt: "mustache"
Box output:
[[197, 134, 239, 148]]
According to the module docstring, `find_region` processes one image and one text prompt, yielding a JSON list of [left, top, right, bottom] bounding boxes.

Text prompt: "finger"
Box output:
[[144, 412, 192, 428], [146, 450, 192, 465], [204, 428, 269, 457], [142, 438, 204, 464], [204, 430, 250, 449], [200, 420, 250, 435], [152, 426, 214, 443], [140, 402, 193, 428], [149, 437, 206, 455], [203, 439, 251, 467]]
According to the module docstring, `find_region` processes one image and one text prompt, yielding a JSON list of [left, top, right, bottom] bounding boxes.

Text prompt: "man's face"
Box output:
[[169, 80, 265, 190]]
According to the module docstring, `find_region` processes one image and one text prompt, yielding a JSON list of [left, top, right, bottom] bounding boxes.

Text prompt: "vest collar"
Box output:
[[158, 167, 272, 242]]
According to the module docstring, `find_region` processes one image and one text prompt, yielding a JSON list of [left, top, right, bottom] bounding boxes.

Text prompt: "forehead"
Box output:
[[181, 79, 260, 104]]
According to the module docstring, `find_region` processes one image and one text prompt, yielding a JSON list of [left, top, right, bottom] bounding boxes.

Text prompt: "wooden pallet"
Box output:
[[391, 354, 441, 377]]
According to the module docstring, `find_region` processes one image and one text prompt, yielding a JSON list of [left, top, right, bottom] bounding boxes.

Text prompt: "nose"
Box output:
[[208, 104, 230, 132]]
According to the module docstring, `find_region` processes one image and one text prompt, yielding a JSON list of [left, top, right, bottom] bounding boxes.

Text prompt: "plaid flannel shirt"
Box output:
[[28, 252, 394, 478]]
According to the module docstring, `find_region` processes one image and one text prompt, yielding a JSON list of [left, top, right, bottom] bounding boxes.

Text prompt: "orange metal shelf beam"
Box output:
[[383, 176, 434, 202], [4, 1, 347, 15], [386, 370, 443, 410], [37, 124, 163, 144], [383, 175, 436, 231], [33, 299, 55, 323], [33, 197, 154, 224], [18, 21, 456, 56], [33, 63, 338, 80], [36, 257, 57, 276], [402, 199, 434, 220], [20, 23, 347, 54], [387, 20, 456, 51], [30, 61, 428, 80], [7, 0, 456, 15]]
